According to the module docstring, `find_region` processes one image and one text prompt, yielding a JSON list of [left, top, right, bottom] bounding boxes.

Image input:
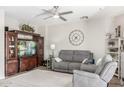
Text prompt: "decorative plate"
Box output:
[[69, 30, 84, 46]]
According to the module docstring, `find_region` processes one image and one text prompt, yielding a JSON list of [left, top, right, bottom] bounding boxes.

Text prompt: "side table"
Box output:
[[46, 55, 54, 69], [46, 59, 51, 69]]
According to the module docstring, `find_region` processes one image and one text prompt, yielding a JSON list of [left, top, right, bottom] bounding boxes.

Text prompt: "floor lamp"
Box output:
[[50, 44, 55, 57]]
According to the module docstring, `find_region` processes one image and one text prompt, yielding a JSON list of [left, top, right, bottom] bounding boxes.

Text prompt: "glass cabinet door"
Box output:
[[6, 32, 17, 59]]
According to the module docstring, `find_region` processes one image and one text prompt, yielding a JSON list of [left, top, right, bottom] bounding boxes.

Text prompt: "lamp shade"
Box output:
[[50, 44, 55, 50]]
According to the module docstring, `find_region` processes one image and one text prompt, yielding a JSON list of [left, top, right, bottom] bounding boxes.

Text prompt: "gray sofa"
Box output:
[[52, 50, 93, 73], [72, 57, 117, 87]]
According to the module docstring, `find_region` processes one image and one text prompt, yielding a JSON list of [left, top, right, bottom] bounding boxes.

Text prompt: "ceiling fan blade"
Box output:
[[42, 9, 54, 14], [35, 12, 48, 17], [43, 16, 53, 20], [59, 16, 67, 21], [59, 11, 73, 15]]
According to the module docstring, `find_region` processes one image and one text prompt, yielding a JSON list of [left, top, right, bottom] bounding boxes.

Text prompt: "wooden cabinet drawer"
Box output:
[[20, 56, 37, 72], [6, 60, 18, 76], [28, 57, 37, 70], [20, 58, 29, 72]]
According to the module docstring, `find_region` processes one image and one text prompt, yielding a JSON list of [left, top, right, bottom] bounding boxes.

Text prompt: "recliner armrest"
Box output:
[[72, 70, 105, 87], [73, 70, 99, 79]]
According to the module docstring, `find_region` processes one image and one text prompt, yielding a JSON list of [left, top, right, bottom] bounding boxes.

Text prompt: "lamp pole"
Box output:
[[52, 49, 54, 58]]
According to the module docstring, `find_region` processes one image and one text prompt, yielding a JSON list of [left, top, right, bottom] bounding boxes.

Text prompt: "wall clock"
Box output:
[[69, 30, 84, 46]]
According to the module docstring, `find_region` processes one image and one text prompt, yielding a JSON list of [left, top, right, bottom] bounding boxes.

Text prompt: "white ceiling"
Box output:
[[1, 6, 124, 26], [1, 6, 103, 25]]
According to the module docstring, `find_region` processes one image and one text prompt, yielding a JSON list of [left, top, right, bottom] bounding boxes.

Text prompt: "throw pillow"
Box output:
[[82, 58, 88, 64], [55, 57, 62, 62], [96, 58, 102, 65]]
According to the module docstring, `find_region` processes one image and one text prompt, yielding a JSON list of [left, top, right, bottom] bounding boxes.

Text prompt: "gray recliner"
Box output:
[[72, 55, 117, 87]]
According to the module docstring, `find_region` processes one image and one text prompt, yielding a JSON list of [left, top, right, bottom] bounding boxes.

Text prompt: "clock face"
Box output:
[[69, 30, 84, 46]]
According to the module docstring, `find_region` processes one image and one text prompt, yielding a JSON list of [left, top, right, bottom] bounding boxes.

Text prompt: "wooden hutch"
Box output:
[[5, 30, 44, 76]]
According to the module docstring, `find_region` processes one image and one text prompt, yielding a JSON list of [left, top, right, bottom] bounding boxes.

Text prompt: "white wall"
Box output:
[[47, 21, 89, 59], [114, 14, 124, 37], [0, 9, 5, 79], [34, 25, 46, 36], [5, 15, 20, 30], [86, 17, 114, 60], [35, 25, 48, 60], [46, 17, 114, 61]]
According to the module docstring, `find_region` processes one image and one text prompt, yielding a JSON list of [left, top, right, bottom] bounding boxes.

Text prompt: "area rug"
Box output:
[[0, 69, 72, 87]]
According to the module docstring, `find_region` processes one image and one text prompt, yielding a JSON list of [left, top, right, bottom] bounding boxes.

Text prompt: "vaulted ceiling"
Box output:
[[1, 6, 124, 25], [1, 6, 103, 25]]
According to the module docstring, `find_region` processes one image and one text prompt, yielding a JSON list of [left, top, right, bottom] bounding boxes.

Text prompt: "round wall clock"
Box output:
[[69, 30, 84, 46]]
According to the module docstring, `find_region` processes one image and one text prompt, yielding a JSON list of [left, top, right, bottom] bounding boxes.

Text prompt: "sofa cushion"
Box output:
[[59, 50, 73, 61], [54, 61, 70, 70], [68, 62, 81, 70], [73, 50, 92, 62]]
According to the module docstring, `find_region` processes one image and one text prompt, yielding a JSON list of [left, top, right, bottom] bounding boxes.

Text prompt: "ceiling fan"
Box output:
[[36, 6, 73, 21]]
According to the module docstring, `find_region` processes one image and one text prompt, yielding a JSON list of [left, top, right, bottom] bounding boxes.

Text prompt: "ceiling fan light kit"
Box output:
[[53, 14, 59, 18]]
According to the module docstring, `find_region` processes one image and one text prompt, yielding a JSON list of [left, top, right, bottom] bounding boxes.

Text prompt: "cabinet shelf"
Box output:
[[106, 35, 124, 80], [107, 46, 118, 49], [9, 45, 15, 48], [107, 52, 119, 54]]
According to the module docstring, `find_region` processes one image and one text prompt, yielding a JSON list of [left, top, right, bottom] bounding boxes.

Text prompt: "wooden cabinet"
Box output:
[[19, 58, 29, 72], [5, 32, 18, 76], [34, 36, 44, 66], [5, 31, 44, 76], [20, 56, 37, 72], [5, 32, 17, 60], [28, 56, 37, 70], [6, 60, 18, 76], [37, 37, 44, 66]]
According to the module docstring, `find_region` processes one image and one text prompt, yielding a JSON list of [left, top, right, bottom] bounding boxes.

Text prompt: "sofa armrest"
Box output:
[[72, 70, 105, 87], [80, 64, 98, 73]]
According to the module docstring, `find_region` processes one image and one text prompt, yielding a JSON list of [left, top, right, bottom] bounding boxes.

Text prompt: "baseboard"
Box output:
[[0, 76, 5, 80]]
